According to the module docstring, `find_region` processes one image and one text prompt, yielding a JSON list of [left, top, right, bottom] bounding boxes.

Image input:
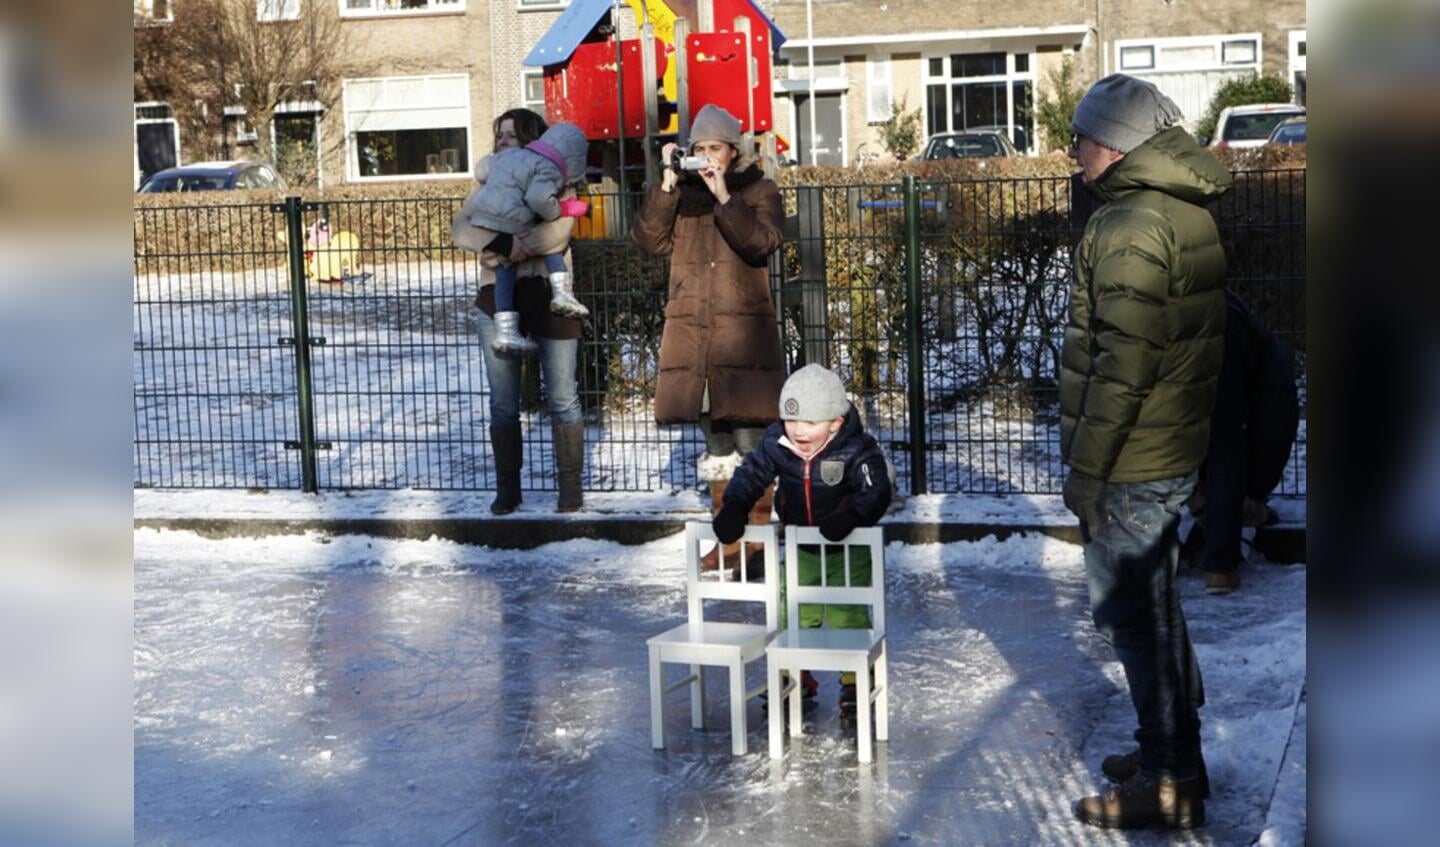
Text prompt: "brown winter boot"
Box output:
[[489, 424, 523, 515], [700, 480, 741, 571], [553, 421, 584, 513], [1074, 771, 1206, 830], [1102, 748, 1210, 798]]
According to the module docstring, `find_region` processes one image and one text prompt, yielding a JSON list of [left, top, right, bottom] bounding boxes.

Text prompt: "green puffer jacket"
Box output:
[[1060, 126, 1233, 483]]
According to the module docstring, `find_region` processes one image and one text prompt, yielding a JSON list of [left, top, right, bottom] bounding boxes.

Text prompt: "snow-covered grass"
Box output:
[[135, 526, 1305, 845], [134, 264, 1308, 497]]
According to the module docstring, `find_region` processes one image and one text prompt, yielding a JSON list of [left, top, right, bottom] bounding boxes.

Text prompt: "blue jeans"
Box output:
[[475, 309, 582, 426], [1081, 471, 1205, 781], [493, 253, 567, 312]]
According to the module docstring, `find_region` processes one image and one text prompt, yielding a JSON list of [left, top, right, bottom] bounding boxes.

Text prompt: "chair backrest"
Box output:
[[683, 522, 781, 635], [783, 525, 886, 637]]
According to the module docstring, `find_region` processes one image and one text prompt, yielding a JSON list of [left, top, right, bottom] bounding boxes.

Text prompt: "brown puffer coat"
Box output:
[[630, 164, 786, 424]]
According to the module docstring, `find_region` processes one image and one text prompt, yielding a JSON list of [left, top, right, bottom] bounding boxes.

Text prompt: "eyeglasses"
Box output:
[[1069, 131, 1082, 150]]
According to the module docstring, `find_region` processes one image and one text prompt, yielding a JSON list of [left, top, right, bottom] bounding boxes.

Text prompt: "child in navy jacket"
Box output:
[[713, 364, 892, 711]]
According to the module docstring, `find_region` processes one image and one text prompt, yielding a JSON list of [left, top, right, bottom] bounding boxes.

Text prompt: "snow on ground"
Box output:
[[135, 526, 1305, 845]]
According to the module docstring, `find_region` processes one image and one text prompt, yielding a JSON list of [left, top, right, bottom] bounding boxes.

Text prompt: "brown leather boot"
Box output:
[[699, 480, 740, 571], [1074, 771, 1206, 830], [1102, 748, 1210, 798], [552, 421, 584, 513]]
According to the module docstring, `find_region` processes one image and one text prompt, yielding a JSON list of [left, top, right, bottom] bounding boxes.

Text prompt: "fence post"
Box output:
[[902, 176, 927, 495], [279, 195, 321, 493]]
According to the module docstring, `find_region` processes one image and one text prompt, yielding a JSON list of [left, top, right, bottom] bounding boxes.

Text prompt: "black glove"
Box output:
[[1062, 470, 1105, 532], [712, 503, 747, 544], [818, 509, 859, 542]]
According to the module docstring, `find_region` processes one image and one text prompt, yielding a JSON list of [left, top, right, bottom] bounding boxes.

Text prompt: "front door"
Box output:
[[794, 93, 843, 166], [136, 121, 177, 187]]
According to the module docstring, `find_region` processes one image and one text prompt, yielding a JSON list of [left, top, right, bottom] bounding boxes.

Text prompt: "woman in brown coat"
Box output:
[[631, 104, 786, 570]]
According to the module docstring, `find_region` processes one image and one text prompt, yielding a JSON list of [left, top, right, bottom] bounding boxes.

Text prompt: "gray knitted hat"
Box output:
[[779, 364, 850, 422], [1072, 73, 1184, 153], [690, 104, 743, 148]]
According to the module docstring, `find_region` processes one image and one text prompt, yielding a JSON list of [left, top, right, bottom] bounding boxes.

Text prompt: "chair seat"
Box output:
[[648, 621, 774, 653], [769, 627, 881, 655]]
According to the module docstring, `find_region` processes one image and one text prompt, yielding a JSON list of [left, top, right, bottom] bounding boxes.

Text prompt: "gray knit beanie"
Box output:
[[1072, 73, 1184, 153], [779, 364, 850, 422], [690, 104, 743, 148]]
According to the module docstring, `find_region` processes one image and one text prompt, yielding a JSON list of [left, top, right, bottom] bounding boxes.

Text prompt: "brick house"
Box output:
[[758, 0, 1307, 164], [134, 0, 1305, 187]]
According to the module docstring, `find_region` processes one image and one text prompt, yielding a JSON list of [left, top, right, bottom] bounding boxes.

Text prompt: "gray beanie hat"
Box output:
[[1072, 73, 1184, 153], [690, 104, 743, 148], [779, 364, 850, 422]]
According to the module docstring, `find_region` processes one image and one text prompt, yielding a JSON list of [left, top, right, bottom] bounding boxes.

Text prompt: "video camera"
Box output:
[[669, 149, 709, 171]]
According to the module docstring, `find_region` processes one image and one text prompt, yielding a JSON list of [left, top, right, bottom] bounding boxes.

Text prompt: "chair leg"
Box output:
[[650, 648, 665, 750], [730, 662, 747, 756], [690, 664, 705, 730], [768, 661, 784, 759], [788, 664, 803, 737], [856, 662, 873, 764], [874, 648, 890, 743]]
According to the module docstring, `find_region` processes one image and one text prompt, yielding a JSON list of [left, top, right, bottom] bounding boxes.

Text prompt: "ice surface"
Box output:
[[135, 528, 1305, 845]]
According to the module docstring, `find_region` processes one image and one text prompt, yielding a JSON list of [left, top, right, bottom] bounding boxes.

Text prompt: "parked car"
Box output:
[[138, 161, 287, 193], [920, 130, 1018, 160], [1207, 104, 1306, 149], [1267, 116, 1307, 146]]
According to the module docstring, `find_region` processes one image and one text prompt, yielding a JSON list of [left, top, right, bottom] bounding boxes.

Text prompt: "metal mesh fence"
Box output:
[[132, 170, 1305, 496]]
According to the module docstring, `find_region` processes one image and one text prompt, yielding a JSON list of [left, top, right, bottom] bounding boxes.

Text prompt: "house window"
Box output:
[[1113, 34, 1263, 129], [258, 0, 301, 21], [344, 74, 471, 180], [518, 0, 569, 7], [341, 0, 464, 16], [924, 51, 1035, 153], [134, 0, 173, 23], [866, 56, 892, 123], [1222, 39, 1258, 65], [1289, 30, 1307, 106], [788, 57, 844, 81], [1120, 45, 1155, 71], [521, 71, 546, 114]]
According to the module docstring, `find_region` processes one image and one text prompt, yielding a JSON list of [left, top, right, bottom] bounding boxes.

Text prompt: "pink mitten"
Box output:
[[558, 197, 590, 218]]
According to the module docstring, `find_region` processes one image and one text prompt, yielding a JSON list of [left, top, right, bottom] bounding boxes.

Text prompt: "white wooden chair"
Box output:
[[647, 522, 780, 756], [766, 525, 888, 763]]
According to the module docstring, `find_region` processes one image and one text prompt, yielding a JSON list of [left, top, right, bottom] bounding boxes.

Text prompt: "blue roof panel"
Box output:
[[523, 0, 616, 67]]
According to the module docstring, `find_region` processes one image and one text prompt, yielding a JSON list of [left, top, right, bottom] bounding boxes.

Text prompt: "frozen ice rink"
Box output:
[[134, 524, 1305, 846]]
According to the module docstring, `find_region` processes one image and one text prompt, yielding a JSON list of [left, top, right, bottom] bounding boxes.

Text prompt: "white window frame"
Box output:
[[920, 50, 1037, 154], [520, 70, 546, 114], [343, 73, 474, 183], [340, 0, 465, 19], [134, 101, 182, 189], [1113, 33, 1263, 77], [516, 0, 568, 10], [134, 0, 173, 24], [866, 55, 893, 124], [258, 0, 301, 22], [1289, 30, 1306, 105]]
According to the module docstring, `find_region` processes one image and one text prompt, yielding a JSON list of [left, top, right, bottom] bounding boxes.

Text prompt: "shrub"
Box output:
[[876, 95, 923, 161], [1034, 55, 1088, 152]]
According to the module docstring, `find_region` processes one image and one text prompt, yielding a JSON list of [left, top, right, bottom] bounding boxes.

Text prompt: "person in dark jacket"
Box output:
[[631, 104, 787, 570], [1190, 290, 1300, 594], [1059, 74, 1233, 831], [712, 365, 892, 713]]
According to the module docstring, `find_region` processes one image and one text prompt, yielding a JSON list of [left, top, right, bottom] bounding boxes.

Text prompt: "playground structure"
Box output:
[[525, 0, 788, 211]]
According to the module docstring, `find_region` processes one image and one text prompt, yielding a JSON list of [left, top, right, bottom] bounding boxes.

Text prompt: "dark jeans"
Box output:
[[1082, 471, 1205, 781]]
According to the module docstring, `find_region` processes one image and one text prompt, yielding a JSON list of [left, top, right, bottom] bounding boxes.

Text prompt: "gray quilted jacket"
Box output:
[[466, 122, 587, 234]]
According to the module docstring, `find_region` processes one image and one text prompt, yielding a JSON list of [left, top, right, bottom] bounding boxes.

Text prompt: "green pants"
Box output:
[[782, 544, 873, 630]]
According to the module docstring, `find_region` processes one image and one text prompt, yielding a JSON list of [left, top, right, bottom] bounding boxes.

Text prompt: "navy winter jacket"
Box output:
[[723, 406, 892, 528]]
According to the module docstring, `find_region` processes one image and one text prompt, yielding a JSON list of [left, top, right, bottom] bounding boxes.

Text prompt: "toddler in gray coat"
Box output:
[[465, 121, 590, 353]]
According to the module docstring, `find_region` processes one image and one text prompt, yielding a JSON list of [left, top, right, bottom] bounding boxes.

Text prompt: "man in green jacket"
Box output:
[[1059, 74, 1232, 830]]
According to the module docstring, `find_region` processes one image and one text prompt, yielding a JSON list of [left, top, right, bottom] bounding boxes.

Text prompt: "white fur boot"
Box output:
[[548, 271, 589, 319]]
